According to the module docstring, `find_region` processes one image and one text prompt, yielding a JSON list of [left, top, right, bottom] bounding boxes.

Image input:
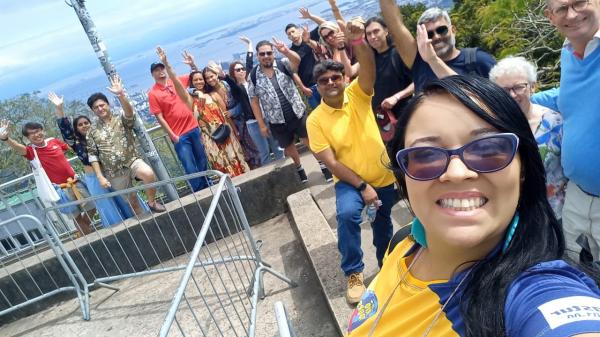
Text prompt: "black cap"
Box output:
[[150, 62, 165, 73]]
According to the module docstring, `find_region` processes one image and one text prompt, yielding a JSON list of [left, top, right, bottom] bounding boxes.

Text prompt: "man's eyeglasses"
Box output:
[[234, 67, 246, 72], [395, 133, 519, 181], [427, 25, 449, 39], [258, 51, 273, 57], [501, 83, 530, 95], [549, 0, 590, 18], [317, 74, 343, 86]]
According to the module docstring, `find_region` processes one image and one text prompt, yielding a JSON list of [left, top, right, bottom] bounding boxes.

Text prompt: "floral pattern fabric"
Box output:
[[86, 113, 140, 178], [247, 58, 305, 124], [194, 98, 249, 177], [534, 105, 567, 219]]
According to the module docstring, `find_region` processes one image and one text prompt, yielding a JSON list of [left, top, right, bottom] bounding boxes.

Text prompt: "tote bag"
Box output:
[[31, 147, 60, 203]]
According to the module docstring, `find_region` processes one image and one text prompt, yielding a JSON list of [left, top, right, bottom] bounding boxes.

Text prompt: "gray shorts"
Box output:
[[57, 180, 94, 216]]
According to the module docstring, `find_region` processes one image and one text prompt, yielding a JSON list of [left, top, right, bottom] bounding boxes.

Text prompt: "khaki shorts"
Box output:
[[108, 158, 152, 191]]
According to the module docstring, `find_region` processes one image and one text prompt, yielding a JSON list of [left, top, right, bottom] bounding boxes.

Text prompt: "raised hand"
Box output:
[[106, 75, 125, 96], [48, 92, 64, 108], [156, 46, 169, 65], [416, 24, 437, 64], [181, 50, 195, 67], [346, 18, 365, 42], [302, 25, 311, 43], [298, 7, 311, 20], [272, 37, 288, 54], [0, 119, 10, 140], [240, 36, 252, 46]]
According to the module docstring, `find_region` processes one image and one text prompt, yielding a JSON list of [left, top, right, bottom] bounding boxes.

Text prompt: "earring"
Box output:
[[502, 213, 520, 253], [411, 217, 428, 248]]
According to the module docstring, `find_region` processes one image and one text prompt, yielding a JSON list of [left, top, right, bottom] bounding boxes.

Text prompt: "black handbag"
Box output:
[[210, 124, 231, 144]]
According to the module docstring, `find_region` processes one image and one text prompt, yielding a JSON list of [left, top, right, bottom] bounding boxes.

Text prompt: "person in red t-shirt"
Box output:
[[148, 55, 209, 192], [0, 120, 95, 235]]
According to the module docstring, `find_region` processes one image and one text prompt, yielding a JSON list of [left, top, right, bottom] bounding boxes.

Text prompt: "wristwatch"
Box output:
[[356, 181, 367, 192]]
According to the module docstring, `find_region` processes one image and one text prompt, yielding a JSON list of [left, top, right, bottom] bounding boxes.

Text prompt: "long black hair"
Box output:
[[387, 75, 563, 336], [72, 115, 91, 145]]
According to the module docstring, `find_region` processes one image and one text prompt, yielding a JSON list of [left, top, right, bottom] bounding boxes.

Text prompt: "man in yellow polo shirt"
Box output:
[[307, 19, 398, 304]]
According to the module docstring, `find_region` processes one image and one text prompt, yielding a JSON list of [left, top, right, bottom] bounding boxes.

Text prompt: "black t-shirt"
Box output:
[[411, 48, 497, 92], [373, 46, 413, 118], [290, 42, 317, 87]]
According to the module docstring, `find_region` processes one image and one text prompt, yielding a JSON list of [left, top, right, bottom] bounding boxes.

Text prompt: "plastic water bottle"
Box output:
[[362, 200, 382, 223]]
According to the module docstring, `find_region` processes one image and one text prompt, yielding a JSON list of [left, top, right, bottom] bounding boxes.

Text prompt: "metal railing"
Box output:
[[0, 170, 296, 337]]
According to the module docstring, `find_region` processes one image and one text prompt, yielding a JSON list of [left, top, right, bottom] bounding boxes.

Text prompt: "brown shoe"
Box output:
[[346, 272, 366, 304], [148, 201, 166, 213]]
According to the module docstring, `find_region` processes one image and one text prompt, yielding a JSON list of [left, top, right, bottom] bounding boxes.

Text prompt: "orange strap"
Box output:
[[58, 177, 82, 200]]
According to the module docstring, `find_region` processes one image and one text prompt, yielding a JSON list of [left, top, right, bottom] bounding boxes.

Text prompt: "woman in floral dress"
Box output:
[[157, 48, 249, 177]]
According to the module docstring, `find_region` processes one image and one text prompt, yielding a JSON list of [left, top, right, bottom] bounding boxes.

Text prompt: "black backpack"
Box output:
[[462, 47, 479, 76], [387, 225, 413, 254], [249, 58, 293, 87]]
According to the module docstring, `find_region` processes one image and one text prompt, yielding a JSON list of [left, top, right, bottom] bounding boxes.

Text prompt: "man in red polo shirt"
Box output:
[[0, 120, 95, 235], [148, 60, 209, 191]]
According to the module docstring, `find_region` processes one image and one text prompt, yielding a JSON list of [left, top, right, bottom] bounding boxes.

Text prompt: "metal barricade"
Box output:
[[0, 214, 89, 320], [7, 170, 297, 336], [158, 173, 297, 337], [274, 301, 297, 337]]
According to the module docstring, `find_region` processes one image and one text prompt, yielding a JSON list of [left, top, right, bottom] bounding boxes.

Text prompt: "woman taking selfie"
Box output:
[[347, 76, 600, 337]]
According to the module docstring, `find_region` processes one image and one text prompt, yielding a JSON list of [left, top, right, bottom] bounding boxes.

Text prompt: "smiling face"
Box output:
[[320, 28, 338, 48], [25, 128, 45, 146], [91, 98, 111, 120], [286, 26, 303, 45], [546, 0, 600, 42], [423, 18, 456, 60], [191, 72, 205, 91], [151, 65, 167, 82], [316, 69, 345, 101], [365, 21, 389, 52], [204, 70, 219, 87], [75, 117, 91, 136], [493, 74, 533, 114], [257, 44, 275, 68], [402, 93, 521, 252]]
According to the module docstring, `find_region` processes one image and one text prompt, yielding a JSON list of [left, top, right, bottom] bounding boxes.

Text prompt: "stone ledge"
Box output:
[[287, 189, 350, 337]]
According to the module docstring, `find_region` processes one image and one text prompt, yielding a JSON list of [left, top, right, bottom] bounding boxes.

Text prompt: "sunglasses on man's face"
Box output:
[[395, 133, 519, 181], [317, 74, 343, 86], [258, 51, 273, 57], [234, 67, 246, 72], [427, 25, 449, 39]]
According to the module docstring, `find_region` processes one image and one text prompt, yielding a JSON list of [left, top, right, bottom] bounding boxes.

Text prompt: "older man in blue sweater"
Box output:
[[544, 0, 600, 259]]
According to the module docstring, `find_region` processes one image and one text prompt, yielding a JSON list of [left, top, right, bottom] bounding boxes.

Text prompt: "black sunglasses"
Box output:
[[427, 25, 449, 39], [234, 67, 246, 72], [395, 133, 519, 181], [317, 74, 343, 86], [258, 51, 273, 57]]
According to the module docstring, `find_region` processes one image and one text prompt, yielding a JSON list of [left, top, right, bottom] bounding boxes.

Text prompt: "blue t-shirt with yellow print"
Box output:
[[347, 238, 600, 336]]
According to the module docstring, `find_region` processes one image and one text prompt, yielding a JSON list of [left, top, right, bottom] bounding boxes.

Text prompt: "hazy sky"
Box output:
[[0, 0, 291, 99]]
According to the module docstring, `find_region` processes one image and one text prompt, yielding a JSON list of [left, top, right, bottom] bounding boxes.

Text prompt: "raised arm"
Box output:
[[347, 19, 375, 95], [156, 46, 193, 110], [181, 50, 198, 71], [0, 120, 27, 156], [379, 0, 418, 69], [299, 7, 326, 26], [272, 37, 301, 72], [327, 0, 346, 25], [240, 36, 254, 75], [49, 92, 77, 147], [106, 75, 133, 118], [415, 24, 457, 78]]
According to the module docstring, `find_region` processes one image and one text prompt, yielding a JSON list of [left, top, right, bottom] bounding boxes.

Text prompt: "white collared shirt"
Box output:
[[563, 28, 600, 58]]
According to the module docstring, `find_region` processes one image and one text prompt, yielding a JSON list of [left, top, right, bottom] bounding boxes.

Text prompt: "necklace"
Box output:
[[366, 248, 473, 337]]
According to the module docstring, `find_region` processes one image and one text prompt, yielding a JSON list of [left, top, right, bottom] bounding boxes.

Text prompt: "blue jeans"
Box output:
[[335, 182, 396, 276], [246, 120, 284, 165], [306, 84, 321, 109], [174, 127, 209, 191]]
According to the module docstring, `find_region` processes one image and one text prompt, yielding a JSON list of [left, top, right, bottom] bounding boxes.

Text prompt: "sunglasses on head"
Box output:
[[427, 25, 449, 39], [317, 74, 343, 86], [395, 133, 519, 181], [258, 51, 273, 57], [234, 67, 246, 72]]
